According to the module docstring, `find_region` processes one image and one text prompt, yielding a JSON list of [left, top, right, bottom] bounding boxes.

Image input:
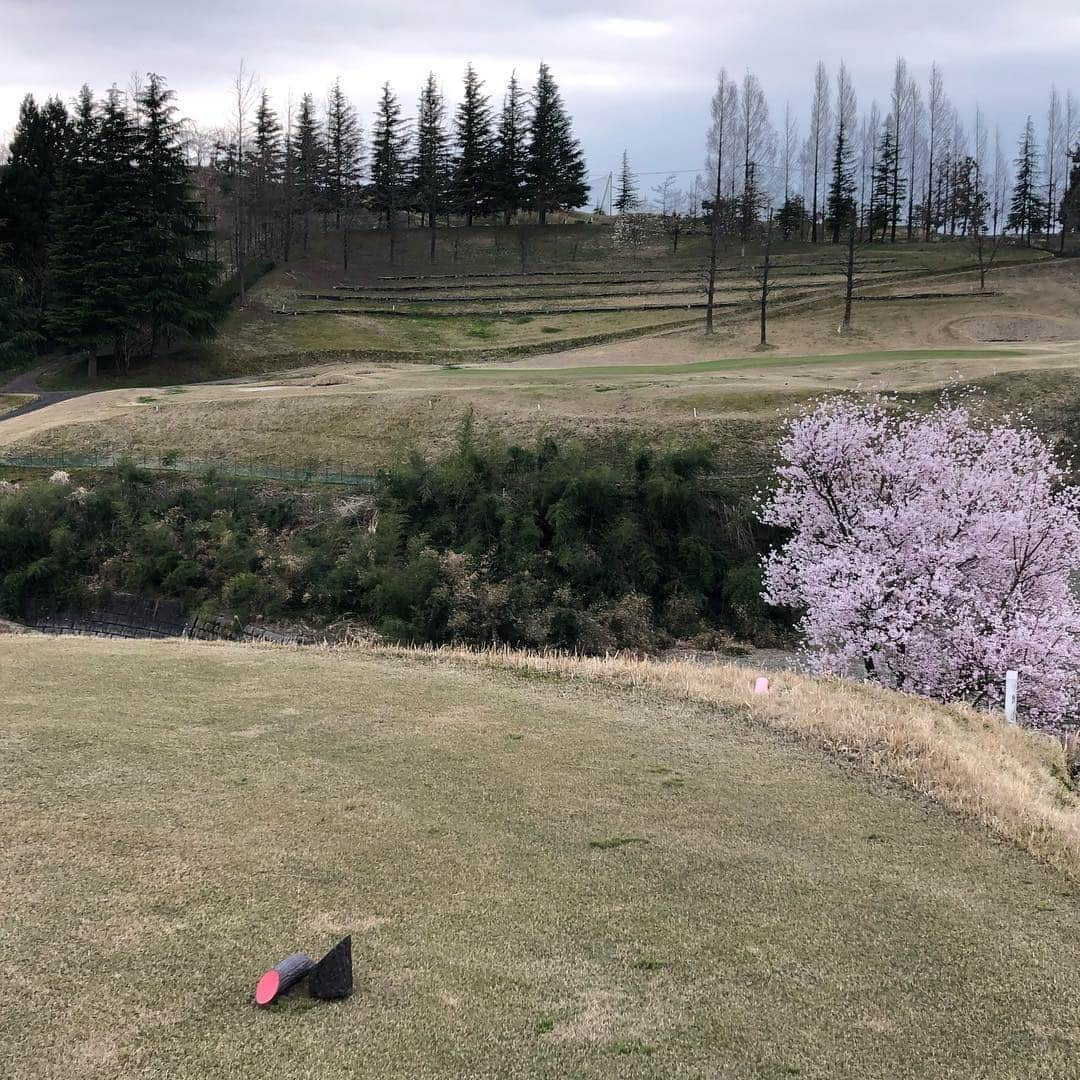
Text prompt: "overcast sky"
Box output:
[[4, 0, 1080, 202]]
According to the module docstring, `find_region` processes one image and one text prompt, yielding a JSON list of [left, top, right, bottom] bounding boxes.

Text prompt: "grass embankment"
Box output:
[[2, 634, 1079, 1078], [39, 306, 703, 391], [14, 347, 1040, 478], [0, 394, 35, 417], [37, 238, 1051, 392]]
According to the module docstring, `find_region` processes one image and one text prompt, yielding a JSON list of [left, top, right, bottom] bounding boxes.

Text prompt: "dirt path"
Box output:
[[0, 358, 88, 421]]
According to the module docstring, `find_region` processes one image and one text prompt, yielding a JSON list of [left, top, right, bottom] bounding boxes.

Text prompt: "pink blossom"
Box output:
[[761, 396, 1080, 729]]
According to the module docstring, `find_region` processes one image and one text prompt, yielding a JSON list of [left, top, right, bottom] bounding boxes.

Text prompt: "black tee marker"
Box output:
[[254, 953, 314, 1007], [308, 936, 353, 1000]]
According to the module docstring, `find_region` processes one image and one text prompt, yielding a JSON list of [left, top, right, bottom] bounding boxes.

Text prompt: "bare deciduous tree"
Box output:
[[705, 68, 736, 335], [231, 60, 257, 306], [808, 62, 831, 243], [925, 63, 946, 239]]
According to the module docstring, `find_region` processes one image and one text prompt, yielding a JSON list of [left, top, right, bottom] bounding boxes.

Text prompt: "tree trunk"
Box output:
[[705, 116, 725, 335], [759, 259, 769, 346], [842, 223, 856, 331]]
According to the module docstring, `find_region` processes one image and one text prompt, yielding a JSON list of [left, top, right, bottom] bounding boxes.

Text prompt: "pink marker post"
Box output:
[[753, 676, 770, 694]]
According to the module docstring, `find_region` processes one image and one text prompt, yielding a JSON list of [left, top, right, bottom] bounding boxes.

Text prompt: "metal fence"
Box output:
[[22, 593, 307, 644], [0, 449, 377, 488]]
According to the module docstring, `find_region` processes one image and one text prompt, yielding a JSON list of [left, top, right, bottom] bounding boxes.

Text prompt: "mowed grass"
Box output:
[[2, 635, 1080, 1078], [40, 304, 703, 391], [443, 347, 1031, 380], [12, 346, 1045, 479]]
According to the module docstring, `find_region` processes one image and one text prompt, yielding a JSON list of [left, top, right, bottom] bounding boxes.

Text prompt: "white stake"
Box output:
[[1004, 669, 1018, 725], [753, 676, 769, 694]]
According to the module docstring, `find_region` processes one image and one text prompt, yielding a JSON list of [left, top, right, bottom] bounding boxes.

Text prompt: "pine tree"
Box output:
[[951, 156, 980, 236], [452, 64, 494, 225], [776, 195, 805, 241], [870, 124, 896, 240], [739, 162, 765, 241], [0, 253, 35, 367], [1008, 117, 1044, 245], [827, 64, 857, 243], [281, 102, 296, 261], [248, 90, 283, 257], [294, 93, 324, 251], [370, 82, 410, 261], [412, 73, 450, 261], [133, 73, 219, 358], [827, 122, 856, 243], [0, 93, 69, 331], [524, 63, 588, 224], [614, 149, 638, 214], [324, 79, 363, 270], [49, 81, 218, 374], [887, 116, 908, 243], [491, 72, 528, 224], [1059, 146, 1080, 238], [51, 87, 143, 369], [47, 86, 99, 364]]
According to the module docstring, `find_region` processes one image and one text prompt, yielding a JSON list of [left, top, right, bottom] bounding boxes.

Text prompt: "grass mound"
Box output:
[[2, 634, 1079, 1078]]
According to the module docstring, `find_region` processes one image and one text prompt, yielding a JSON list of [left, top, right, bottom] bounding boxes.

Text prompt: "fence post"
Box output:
[[1004, 669, 1018, 725]]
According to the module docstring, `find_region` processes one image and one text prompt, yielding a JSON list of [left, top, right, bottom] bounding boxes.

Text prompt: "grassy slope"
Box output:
[[2, 635, 1079, 1079], [39, 304, 704, 391], [0, 394, 35, 417], [36, 240, 1052, 392], [10, 347, 1045, 478]]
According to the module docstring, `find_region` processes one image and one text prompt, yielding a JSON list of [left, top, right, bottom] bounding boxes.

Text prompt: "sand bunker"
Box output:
[[954, 315, 1079, 342]]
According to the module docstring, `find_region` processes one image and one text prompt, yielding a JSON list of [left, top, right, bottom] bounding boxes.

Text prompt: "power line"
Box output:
[[588, 167, 704, 180]]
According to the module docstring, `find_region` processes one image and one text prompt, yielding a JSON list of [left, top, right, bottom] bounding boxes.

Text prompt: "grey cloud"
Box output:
[[2, 0, 1079, 199]]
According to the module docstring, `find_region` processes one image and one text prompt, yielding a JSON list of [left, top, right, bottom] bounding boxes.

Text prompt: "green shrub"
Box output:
[[0, 425, 793, 651]]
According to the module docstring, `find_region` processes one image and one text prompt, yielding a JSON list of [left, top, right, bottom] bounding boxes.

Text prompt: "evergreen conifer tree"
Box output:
[[370, 83, 410, 261], [0, 93, 69, 330], [63, 87, 142, 368], [491, 72, 528, 224], [776, 194, 805, 241], [133, 72, 219, 358], [524, 63, 588, 223], [827, 119, 857, 243], [870, 125, 896, 240], [294, 93, 324, 251], [47, 86, 100, 364], [324, 79, 363, 269], [1058, 146, 1080, 238], [452, 64, 494, 225], [412, 73, 450, 255], [0, 254, 35, 366], [1008, 117, 1045, 244], [614, 149, 639, 214], [248, 90, 283, 256]]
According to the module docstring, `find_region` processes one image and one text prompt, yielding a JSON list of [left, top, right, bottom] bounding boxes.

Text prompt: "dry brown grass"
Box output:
[[373, 644, 1080, 878]]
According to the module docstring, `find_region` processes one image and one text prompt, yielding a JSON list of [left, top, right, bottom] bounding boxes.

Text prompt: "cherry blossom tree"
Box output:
[[761, 396, 1080, 729]]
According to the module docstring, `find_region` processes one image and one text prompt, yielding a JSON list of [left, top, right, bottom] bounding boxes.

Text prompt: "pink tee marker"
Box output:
[[753, 676, 770, 694], [254, 952, 314, 1007]]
